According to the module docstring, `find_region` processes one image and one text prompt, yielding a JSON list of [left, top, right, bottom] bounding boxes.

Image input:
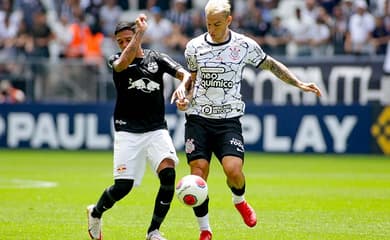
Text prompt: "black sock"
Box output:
[[147, 168, 175, 233], [193, 197, 209, 217], [93, 179, 134, 218], [231, 184, 245, 196], [93, 188, 116, 218]]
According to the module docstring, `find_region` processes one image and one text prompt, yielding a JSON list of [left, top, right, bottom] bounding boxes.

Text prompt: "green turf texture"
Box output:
[[0, 150, 389, 240]]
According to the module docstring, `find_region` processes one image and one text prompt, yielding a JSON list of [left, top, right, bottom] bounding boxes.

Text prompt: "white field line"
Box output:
[[0, 179, 58, 189]]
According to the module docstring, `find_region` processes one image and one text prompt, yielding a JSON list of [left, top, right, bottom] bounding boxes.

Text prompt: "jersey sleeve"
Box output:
[[158, 52, 183, 77], [107, 53, 120, 70], [244, 37, 267, 68], [184, 40, 198, 72]]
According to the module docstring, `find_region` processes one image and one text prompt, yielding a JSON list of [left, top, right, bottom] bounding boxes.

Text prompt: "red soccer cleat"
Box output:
[[199, 230, 212, 240], [235, 201, 257, 227]]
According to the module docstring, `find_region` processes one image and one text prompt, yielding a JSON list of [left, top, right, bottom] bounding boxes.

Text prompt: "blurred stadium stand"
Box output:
[[1, 54, 388, 106], [0, 0, 389, 103], [1, 1, 390, 154]]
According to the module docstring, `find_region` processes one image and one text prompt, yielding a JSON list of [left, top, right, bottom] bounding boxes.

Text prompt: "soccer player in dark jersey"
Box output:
[[86, 14, 191, 240], [171, 1, 322, 239]]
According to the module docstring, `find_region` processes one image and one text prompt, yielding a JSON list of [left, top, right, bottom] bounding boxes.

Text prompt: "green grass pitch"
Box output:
[[0, 150, 389, 240]]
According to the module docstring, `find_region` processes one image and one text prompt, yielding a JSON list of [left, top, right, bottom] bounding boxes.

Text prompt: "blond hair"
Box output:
[[205, 0, 231, 17]]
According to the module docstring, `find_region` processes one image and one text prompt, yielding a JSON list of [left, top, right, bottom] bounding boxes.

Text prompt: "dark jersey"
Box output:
[[108, 49, 182, 133]]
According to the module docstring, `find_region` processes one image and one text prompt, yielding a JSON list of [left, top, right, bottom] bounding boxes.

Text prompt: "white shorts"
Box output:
[[113, 129, 179, 186]]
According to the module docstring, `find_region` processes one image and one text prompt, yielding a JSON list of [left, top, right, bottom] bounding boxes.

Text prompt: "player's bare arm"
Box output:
[[260, 56, 322, 97], [171, 71, 195, 111], [175, 68, 192, 87], [114, 14, 148, 72], [171, 69, 192, 100]]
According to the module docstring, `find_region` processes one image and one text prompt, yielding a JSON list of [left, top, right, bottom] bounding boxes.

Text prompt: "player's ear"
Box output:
[[226, 15, 232, 26]]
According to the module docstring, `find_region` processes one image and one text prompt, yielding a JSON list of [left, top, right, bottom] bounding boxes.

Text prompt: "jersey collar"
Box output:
[[204, 30, 232, 46]]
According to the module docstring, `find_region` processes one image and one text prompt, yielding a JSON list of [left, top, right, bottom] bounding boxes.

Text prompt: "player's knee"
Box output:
[[109, 179, 134, 201], [189, 159, 209, 179], [190, 159, 209, 169], [158, 167, 175, 186], [225, 168, 243, 180]]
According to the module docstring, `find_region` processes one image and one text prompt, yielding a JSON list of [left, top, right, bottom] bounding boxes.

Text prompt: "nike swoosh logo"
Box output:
[[160, 201, 170, 206]]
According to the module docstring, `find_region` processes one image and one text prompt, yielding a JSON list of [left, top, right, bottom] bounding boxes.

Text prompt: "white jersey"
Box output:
[[185, 30, 266, 119]]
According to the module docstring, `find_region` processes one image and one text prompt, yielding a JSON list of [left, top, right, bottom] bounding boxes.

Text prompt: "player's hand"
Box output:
[[175, 98, 190, 111], [135, 14, 148, 32], [170, 73, 193, 103], [171, 82, 191, 111], [300, 82, 322, 97], [170, 82, 187, 104]]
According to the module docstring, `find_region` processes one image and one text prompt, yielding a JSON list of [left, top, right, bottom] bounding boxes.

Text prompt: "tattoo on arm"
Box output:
[[261, 57, 300, 87], [176, 70, 184, 80]]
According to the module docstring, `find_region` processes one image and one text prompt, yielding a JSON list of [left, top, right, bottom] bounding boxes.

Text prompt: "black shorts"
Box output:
[[184, 114, 245, 163]]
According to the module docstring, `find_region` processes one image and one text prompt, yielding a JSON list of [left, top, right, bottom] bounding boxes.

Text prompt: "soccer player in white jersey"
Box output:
[[171, 0, 322, 239]]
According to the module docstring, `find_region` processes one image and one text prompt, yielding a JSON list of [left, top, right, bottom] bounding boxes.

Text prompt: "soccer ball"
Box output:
[[175, 175, 208, 207]]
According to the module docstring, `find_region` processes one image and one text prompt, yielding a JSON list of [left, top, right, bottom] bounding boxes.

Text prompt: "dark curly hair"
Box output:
[[114, 21, 137, 35]]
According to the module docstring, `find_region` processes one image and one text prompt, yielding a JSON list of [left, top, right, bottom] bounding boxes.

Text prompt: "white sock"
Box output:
[[197, 214, 212, 232], [232, 193, 245, 204]]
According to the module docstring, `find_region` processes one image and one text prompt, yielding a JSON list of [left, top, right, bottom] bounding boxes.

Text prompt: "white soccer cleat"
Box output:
[[146, 229, 167, 240], [87, 204, 102, 240]]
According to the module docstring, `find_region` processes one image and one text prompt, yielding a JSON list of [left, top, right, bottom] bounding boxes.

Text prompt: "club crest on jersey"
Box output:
[[185, 138, 195, 154], [147, 62, 158, 73], [229, 46, 240, 60]]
